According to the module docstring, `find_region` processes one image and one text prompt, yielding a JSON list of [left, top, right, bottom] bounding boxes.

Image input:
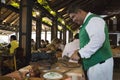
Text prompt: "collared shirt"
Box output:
[[79, 12, 106, 58]]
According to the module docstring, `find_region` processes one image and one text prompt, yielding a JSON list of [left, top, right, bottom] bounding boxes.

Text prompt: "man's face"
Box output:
[[69, 11, 83, 25]]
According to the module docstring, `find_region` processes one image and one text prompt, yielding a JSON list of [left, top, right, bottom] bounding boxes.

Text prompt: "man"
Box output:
[[8, 35, 19, 54], [62, 33, 79, 63], [3, 35, 19, 70], [67, 4, 114, 80]]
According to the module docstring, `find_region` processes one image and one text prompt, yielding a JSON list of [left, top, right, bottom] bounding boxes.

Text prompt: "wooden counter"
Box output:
[[4, 62, 85, 80]]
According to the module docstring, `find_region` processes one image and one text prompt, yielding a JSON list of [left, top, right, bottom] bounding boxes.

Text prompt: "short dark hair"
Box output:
[[74, 33, 79, 39], [67, 3, 89, 14], [10, 35, 17, 40]]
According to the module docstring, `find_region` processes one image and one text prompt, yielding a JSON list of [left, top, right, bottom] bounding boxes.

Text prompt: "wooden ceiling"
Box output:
[[48, 0, 120, 30], [0, 0, 120, 34]]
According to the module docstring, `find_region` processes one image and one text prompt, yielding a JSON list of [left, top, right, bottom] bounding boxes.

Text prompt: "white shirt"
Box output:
[[62, 39, 80, 57], [79, 12, 106, 58]]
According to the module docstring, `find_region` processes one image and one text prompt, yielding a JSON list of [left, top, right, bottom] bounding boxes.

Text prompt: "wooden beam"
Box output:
[[53, 0, 73, 10], [1, 3, 19, 13], [34, 3, 55, 19]]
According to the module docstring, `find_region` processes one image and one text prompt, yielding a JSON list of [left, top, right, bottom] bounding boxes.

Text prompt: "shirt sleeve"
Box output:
[[79, 17, 106, 58]]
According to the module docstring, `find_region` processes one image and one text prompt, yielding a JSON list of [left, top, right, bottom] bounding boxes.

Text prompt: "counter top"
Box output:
[[4, 62, 85, 80]]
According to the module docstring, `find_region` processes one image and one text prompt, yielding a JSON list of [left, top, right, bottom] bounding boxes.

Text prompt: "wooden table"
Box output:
[[0, 54, 14, 75], [5, 65, 32, 80], [4, 62, 85, 80]]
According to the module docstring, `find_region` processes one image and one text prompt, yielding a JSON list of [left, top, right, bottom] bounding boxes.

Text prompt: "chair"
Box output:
[[14, 47, 25, 70], [1, 47, 24, 73]]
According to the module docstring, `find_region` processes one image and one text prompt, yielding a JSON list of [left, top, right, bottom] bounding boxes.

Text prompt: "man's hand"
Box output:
[[70, 49, 80, 61]]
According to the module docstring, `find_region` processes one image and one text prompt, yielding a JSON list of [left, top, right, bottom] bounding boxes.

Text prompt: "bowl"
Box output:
[[43, 71, 63, 80]]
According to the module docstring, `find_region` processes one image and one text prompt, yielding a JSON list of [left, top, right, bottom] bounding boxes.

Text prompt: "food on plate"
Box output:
[[43, 72, 63, 79]]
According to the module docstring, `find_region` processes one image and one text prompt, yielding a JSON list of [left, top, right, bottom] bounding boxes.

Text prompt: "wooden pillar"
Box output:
[[36, 12, 42, 49], [108, 19, 113, 32], [51, 17, 58, 40], [59, 31, 62, 40], [15, 28, 18, 39], [116, 14, 120, 31], [19, 0, 34, 64], [68, 30, 73, 42], [63, 26, 66, 44], [113, 16, 117, 32]]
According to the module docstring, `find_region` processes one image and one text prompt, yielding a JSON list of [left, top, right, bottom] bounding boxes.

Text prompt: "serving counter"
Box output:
[[3, 61, 85, 80]]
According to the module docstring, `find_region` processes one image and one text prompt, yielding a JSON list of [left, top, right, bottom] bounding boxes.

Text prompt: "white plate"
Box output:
[[43, 72, 63, 80]]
